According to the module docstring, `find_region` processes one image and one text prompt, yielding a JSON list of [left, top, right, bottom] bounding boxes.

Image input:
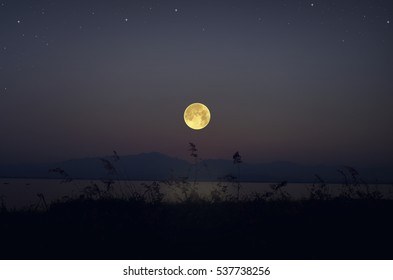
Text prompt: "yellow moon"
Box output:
[[184, 103, 211, 130]]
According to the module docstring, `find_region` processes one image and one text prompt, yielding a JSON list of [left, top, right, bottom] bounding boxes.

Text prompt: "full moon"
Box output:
[[184, 103, 211, 130]]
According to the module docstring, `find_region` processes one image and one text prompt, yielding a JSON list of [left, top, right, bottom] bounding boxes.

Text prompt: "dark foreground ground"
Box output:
[[0, 198, 393, 259]]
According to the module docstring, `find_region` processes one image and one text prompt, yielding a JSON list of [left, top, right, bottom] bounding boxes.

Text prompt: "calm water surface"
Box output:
[[0, 178, 392, 209]]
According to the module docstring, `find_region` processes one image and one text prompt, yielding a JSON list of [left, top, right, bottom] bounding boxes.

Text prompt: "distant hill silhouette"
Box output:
[[0, 152, 392, 183]]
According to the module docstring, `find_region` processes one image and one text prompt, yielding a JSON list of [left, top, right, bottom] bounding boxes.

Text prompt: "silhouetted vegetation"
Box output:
[[0, 147, 392, 259], [1, 193, 392, 259]]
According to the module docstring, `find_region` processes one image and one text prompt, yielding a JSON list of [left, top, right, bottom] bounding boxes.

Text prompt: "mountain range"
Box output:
[[0, 152, 392, 183]]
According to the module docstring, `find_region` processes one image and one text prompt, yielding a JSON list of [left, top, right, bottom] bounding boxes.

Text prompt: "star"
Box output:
[[17, 20, 21, 24], [124, 18, 128, 22], [311, 3, 314, 7], [174, 8, 178, 13]]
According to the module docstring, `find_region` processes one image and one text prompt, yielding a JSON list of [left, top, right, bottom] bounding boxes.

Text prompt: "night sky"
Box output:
[[1, 0, 392, 166]]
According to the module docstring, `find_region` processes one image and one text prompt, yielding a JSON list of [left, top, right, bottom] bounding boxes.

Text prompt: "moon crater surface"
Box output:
[[184, 103, 211, 130]]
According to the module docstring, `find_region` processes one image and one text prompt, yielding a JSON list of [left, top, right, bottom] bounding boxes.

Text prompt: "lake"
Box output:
[[0, 178, 392, 209]]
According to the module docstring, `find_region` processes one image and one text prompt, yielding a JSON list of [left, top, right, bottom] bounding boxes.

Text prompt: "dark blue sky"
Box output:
[[1, 0, 392, 165]]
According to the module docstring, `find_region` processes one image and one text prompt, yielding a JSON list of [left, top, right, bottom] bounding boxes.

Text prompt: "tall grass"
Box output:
[[0, 146, 392, 259], [1, 143, 388, 213]]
